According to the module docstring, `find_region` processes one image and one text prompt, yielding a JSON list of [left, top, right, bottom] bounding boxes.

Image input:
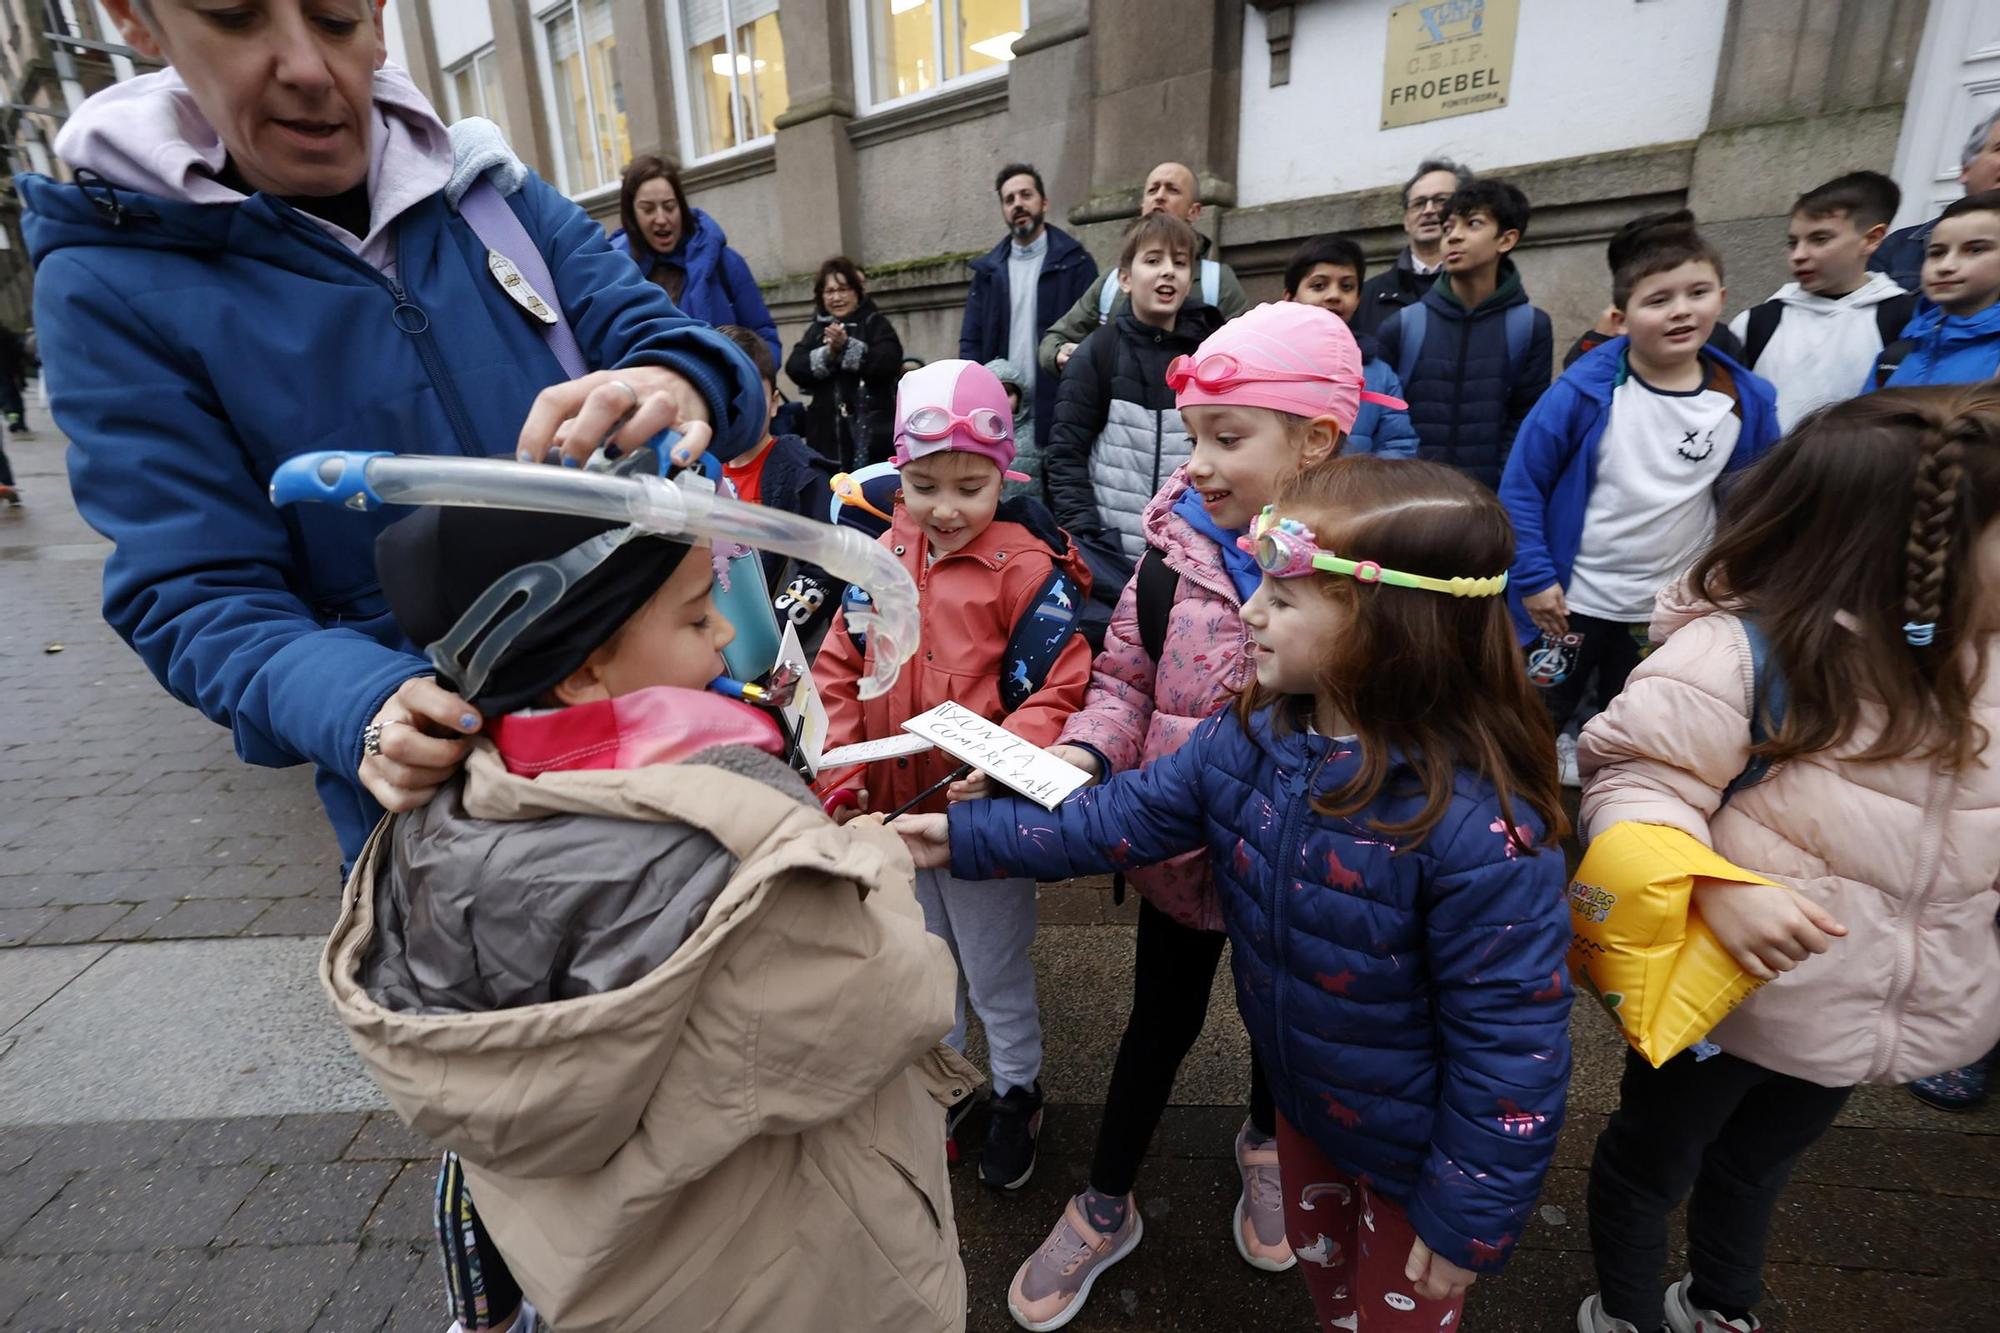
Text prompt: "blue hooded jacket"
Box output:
[[948, 705, 1573, 1274], [958, 225, 1099, 451], [1876, 300, 2000, 390], [23, 168, 766, 868], [1347, 337, 1419, 458], [613, 207, 779, 365], [1497, 337, 1781, 644]]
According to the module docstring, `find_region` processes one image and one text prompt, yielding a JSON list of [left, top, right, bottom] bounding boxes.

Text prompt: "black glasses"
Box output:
[[1405, 193, 1454, 215]]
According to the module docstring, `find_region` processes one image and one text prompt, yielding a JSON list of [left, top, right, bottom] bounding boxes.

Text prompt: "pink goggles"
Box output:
[[900, 404, 1011, 445]]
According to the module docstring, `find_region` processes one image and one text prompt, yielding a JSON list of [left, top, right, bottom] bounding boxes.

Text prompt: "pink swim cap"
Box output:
[[1166, 302, 1405, 432], [892, 359, 1030, 480]]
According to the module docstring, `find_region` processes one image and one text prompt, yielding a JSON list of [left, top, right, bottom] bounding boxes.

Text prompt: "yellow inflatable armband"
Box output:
[[1567, 821, 1769, 1066]]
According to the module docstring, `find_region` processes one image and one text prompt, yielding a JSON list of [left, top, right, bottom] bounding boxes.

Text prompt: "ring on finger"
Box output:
[[362, 720, 386, 759], [607, 378, 641, 412]]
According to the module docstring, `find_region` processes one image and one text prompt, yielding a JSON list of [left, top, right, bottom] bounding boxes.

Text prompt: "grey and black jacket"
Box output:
[[1044, 305, 1223, 621]]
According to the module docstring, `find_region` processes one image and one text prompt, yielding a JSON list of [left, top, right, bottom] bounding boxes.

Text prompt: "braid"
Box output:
[[1902, 423, 1966, 647]]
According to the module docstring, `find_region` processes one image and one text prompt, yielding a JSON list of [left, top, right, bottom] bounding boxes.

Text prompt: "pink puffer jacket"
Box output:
[[1579, 587, 2000, 1087], [1058, 469, 1251, 930]]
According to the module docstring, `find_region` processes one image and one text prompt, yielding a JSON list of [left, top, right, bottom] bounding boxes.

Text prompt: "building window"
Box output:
[[443, 45, 510, 143], [671, 0, 789, 160], [540, 0, 631, 195], [860, 0, 1023, 108]]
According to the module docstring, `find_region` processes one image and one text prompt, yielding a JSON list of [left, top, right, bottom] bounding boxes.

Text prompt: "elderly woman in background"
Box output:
[[784, 256, 903, 469], [614, 153, 780, 363]]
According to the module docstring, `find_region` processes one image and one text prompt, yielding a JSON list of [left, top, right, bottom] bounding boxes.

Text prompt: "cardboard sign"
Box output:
[[820, 734, 937, 769], [901, 701, 1091, 810], [1381, 0, 1517, 130], [777, 622, 829, 773]]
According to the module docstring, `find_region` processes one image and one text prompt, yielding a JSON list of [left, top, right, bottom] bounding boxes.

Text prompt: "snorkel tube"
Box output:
[[269, 450, 919, 700]]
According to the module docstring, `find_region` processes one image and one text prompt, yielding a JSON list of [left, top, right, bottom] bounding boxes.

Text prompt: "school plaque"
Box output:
[[1381, 0, 1519, 130]]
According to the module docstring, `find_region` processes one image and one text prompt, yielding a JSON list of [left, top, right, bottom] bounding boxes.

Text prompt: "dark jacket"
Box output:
[[958, 225, 1098, 450], [783, 299, 903, 469], [1376, 262, 1555, 489], [1044, 306, 1223, 618], [1353, 246, 1435, 339], [752, 433, 846, 648], [613, 208, 779, 364], [1497, 337, 1781, 645], [24, 169, 765, 870], [947, 704, 1573, 1275], [1871, 216, 1938, 296]]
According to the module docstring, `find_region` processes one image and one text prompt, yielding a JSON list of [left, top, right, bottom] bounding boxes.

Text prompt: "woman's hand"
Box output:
[[1404, 1238, 1478, 1303], [1692, 878, 1848, 981], [516, 366, 714, 469], [360, 677, 481, 813], [891, 813, 951, 869], [826, 321, 849, 353], [1522, 584, 1570, 639]]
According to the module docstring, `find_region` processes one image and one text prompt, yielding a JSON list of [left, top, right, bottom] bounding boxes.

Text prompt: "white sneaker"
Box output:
[[445, 1301, 538, 1333], [1557, 732, 1581, 788], [1577, 1294, 1643, 1333], [1664, 1276, 1761, 1333]]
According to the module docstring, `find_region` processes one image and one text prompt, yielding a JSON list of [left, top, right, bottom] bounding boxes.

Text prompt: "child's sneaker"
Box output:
[[980, 1079, 1044, 1191], [1557, 732, 1581, 788], [1664, 1275, 1761, 1333], [1908, 1058, 1990, 1111], [1007, 1193, 1143, 1331], [1231, 1121, 1294, 1271], [0, 484, 17, 506], [1575, 1294, 1647, 1333]]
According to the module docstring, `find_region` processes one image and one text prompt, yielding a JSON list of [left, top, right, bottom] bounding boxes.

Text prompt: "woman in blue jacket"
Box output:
[[898, 458, 1573, 1332], [613, 154, 780, 365], [31, 1, 766, 876]]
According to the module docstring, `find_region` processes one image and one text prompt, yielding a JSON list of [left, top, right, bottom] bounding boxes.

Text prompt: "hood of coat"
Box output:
[[1427, 257, 1528, 318], [613, 205, 727, 270], [39, 63, 451, 267], [1112, 301, 1225, 350], [1141, 467, 1238, 601], [1904, 298, 2000, 349], [1768, 271, 1908, 316]]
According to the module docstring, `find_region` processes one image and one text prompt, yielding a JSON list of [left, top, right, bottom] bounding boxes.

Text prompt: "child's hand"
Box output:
[[829, 789, 871, 825], [1404, 1237, 1478, 1303], [1522, 584, 1570, 639], [948, 771, 996, 802], [1055, 342, 1079, 371], [1692, 878, 1848, 981], [1049, 745, 1104, 784], [891, 814, 951, 869]]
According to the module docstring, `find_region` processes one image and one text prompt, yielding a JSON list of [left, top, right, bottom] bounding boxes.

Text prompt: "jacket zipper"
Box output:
[[1451, 313, 1471, 467], [1866, 762, 1952, 1082], [1268, 747, 1328, 1092], [270, 201, 484, 457]]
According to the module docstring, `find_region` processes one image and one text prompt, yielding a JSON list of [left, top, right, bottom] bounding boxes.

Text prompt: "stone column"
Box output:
[[610, 0, 677, 165], [392, 0, 445, 107], [769, 0, 860, 276], [487, 0, 555, 179]]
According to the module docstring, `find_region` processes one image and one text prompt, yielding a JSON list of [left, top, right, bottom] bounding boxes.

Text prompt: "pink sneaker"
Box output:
[[1007, 1194, 1143, 1331], [1233, 1122, 1295, 1271]]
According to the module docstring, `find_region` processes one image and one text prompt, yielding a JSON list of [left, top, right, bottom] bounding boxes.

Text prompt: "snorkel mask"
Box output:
[[271, 444, 920, 701]]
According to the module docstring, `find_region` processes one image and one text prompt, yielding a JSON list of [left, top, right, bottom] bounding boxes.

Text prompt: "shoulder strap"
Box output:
[[1504, 302, 1533, 379], [1875, 292, 1917, 348], [1098, 274, 1119, 324], [1394, 304, 1428, 388], [1872, 336, 1918, 390], [1742, 302, 1782, 369], [1135, 545, 1177, 663], [1198, 258, 1220, 309], [457, 179, 587, 380], [998, 567, 1085, 712], [1721, 616, 1789, 803]]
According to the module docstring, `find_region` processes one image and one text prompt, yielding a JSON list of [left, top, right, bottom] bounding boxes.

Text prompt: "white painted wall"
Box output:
[[432, 0, 499, 68], [1889, 0, 2000, 228], [381, 0, 411, 72], [1237, 0, 1731, 207]]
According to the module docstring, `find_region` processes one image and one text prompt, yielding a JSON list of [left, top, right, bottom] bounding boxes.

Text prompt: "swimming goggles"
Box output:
[[1237, 505, 1508, 598], [900, 404, 1011, 444], [1164, 352, 1355, 395]]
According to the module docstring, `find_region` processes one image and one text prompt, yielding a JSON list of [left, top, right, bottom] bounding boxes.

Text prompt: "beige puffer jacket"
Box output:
[[324, 745, 974, 1332], [1579, 591, 2000, 1087]]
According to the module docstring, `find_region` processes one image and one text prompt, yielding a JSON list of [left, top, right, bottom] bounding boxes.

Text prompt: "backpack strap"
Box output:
[[1198, 258, 1220, 309], [998, 567, 1085, 711], [1135, 545, 1178, 663], [1098, 275, 1119, 324], [1741, 302, 1782, 370], [1504, 302, 1533, 381], [457, 179, 587, 380], [1393, 304, 1428, 389], [1874, 292, 1918, 348], [1871, 337, 1919, 390], [1720, 615, 1789, 803]]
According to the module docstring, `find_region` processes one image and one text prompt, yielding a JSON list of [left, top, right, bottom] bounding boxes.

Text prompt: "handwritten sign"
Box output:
[[821, 733, 937, 769], [777, 622, 829, 774], [901, 701, 1091, 810]]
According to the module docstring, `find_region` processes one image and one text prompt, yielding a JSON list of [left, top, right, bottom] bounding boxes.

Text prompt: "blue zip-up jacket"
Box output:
[[23, 169, 766, 868], [1870, 215, 1938, 296], [1497, 337, 1781, 645], [611, 207, 779, 364], [948, 705, 1573, 1273], [1376, 261, 1554, 489], [1875, 300, 2000, 390], [958, 225, 1098, 451], [1348, 344, 1419, 458]]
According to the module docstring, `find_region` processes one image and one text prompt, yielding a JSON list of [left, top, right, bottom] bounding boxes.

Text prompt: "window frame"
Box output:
[[532, 0, 625, 200], [850, 0, 1027, 114], [663, 0, 786, 166], [441, 44, 501, 124]]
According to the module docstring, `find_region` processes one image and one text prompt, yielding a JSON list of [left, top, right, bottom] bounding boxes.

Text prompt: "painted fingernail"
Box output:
[[603, 443, 622, 460], [459, 713, 479, 731], [516, 450, 534, 463], [544, 446, 562, 464], [671, 446, 691, 464], [561, 454, 579, 468]]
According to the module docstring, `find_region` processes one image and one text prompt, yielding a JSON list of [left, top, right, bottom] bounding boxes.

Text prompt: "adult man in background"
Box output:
[[1353, 158, 1475, 337], [1873, 109, 2000, 292]]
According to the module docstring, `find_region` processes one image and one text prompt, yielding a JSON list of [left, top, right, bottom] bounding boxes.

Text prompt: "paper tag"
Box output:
[[777, 622, 828, 774], [488, 250, 558, 325], [820, 733, 936, 769], [901, 701, 1091, 810]]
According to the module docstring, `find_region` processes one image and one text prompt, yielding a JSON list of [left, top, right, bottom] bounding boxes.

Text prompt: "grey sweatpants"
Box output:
[[913, 867, 1043, 1096]]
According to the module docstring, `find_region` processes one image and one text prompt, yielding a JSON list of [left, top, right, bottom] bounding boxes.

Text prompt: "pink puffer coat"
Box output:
[[1057, 469, 1251, 930], [1579, 587, 2000, 1087]]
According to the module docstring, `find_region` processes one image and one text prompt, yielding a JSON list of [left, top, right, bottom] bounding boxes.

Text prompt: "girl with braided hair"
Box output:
[[1573, 383, 2000, 1333]]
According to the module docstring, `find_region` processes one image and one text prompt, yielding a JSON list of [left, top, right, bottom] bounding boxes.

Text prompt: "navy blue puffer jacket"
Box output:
[[948, 705, 1573, 1272], [1376, 260, 1554, 490]]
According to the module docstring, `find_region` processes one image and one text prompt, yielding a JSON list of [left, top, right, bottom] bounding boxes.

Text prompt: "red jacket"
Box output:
[[815, 504, 1092, 817]]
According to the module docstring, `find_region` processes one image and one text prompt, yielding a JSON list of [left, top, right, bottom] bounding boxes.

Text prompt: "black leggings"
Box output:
[[436, 1153, 524, 1330], [1589, 1048, 1852, 1331], [1538, 612, 1651, 731], [1090, 897, 1275, 1197]]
